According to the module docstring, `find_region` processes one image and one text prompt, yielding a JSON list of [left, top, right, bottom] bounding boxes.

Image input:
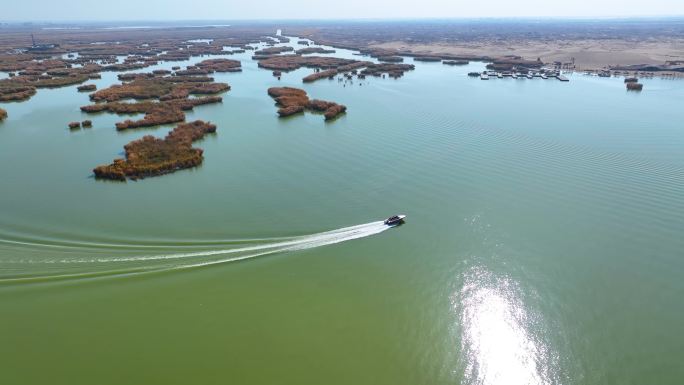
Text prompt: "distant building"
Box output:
[[27, 34, 59, 52]]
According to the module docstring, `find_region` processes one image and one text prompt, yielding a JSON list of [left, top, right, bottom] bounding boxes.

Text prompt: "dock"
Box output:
[[472, 70, 570, 83]]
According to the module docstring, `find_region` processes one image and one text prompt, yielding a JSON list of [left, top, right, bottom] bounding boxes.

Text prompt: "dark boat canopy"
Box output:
[[384, 215, 406, 225]]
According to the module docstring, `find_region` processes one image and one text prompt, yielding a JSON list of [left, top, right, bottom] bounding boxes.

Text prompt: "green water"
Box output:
[[1, 37, 683, 385]]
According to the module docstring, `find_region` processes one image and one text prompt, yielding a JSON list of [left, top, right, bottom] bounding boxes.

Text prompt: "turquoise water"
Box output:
[[1, 37, 683, 385]]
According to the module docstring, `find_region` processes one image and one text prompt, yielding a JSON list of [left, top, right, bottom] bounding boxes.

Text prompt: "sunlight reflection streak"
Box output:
[[456, 268, 554, 385]]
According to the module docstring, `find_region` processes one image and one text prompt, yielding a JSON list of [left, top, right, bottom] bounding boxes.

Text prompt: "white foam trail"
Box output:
[[0, 232, 293, 250], [58, 221, 391, 264], [0, 221, 396, 282], [176, 221, 390, 269]]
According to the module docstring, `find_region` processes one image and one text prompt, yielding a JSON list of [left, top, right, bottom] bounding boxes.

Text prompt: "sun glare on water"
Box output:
[[455, 268, 556, 385]]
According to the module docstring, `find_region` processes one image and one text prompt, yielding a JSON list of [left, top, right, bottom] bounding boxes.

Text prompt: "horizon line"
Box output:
[[2, 15, 684, 24]]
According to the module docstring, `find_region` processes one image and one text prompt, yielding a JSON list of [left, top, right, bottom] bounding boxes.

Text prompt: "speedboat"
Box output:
[[384, 215, 406, 226]]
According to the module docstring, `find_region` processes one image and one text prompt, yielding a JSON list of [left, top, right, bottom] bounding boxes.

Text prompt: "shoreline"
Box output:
[[287, 35, 684, 79], [363, 39, 684, 78], [282, 20, 684, 79]]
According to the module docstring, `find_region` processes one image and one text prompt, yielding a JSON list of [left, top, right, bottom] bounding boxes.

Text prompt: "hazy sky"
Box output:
[[3, 0, 683, 21]]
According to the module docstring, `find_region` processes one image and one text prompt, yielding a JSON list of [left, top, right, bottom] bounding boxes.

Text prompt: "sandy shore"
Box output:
[[370, 39, 684, 72]]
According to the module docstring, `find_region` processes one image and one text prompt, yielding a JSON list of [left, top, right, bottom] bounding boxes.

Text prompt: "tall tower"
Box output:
[[31, 34, 36, 47]]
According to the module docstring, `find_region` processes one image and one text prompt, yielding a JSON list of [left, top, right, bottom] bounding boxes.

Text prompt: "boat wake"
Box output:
[[0, 220, 394, 283]]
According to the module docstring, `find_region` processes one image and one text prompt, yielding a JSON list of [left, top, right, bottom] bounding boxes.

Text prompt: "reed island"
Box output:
[[268, 87, 346, 120], [80, 63, 234, 130], [93, 120, 217, 181]]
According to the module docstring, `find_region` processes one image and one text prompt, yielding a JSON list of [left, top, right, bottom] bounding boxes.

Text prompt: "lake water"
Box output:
[[1, 37, 683, 385]]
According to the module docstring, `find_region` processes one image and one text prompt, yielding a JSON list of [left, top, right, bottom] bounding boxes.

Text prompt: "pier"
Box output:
[[475, 70, 570, 82]]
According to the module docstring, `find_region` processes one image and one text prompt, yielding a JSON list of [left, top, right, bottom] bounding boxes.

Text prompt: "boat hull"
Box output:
[[384, 215, 407, 226]]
